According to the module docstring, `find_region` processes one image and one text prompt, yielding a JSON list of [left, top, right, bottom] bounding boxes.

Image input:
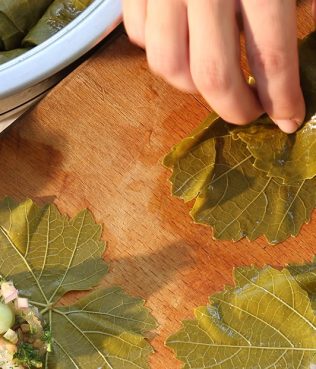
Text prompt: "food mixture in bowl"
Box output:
[[0, 0, 94, 65]]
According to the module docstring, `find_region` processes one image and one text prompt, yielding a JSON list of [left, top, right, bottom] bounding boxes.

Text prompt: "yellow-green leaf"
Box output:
[[235, 32, 316, 184], [0, 198, 156, 369], [49, 287, 156, 369], [0, 197, 108, 304], [288, 258, 316, 312], [166, 267, 316, 369], [164, 112, 221, 168], [163, 114, 222, 202], [164, 31, 316, 243], [236, 115, 316, 184], [191, 134, 316, 244]]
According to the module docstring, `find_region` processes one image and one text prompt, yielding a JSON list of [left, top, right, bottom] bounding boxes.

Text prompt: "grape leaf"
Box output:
[[287, 258, 316, 312], [234, 31, 316, 184], [49, 287, 155, 369], [164, 31, 316, 243], [166, 266, 316, 369], [164, 113, 225, 202], [0, 198, 156, 369], [165, 115, 316, 243], [191, 131, 316, 244], [164, 112, 221, 169]]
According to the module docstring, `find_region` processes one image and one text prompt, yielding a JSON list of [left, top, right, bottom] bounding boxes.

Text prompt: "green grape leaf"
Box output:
[[23, 0, 93, 47], [164, 113, 224, 202], [0, 197, 108, 304], [164, 31, 316, 243], [49, 287, 155, 369], [164, 112, 221, 169], [0, 198, 156, 369], [166, 266, 316, 369], [191, 132, 316, 244], [287, 258, 316, 311], [234, 31, 316, 184], [165, 117, 316, 243]]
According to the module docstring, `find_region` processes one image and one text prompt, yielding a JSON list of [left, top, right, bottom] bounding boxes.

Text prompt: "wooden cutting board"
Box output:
[[0, 3, 314, 368]]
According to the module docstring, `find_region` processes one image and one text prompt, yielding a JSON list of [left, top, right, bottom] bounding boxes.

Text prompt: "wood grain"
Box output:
[[0, 3, 314, 368]]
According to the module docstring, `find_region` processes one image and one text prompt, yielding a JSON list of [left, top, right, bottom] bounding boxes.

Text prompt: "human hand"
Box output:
[[123, 0, 316, 133]]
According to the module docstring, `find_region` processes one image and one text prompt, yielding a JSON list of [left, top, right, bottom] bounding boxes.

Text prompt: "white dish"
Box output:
[[0, 0, 122, 129]]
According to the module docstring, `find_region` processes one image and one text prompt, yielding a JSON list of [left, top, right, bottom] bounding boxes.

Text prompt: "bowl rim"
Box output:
[[0, 0, 122, 99]]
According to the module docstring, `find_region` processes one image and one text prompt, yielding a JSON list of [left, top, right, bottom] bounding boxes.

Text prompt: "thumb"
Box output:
[[313, 0, 316, 22]]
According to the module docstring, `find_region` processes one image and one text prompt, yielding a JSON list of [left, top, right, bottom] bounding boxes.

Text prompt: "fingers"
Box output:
[[187, 0, 262, 124], [241, 0, 305, 133], [145, 0, 196, 92], [123, 0, 306, 134], [122, 0, 147, 47], [313, 0, 316, 22]]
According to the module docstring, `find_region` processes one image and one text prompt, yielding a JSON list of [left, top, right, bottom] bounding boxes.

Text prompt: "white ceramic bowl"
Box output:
[[0, 0, 122, 131]]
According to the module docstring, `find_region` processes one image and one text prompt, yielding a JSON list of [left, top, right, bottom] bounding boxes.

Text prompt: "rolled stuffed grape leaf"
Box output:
[[235, 32, 316, 184], [0, 13, 24, 51], [0, 48, 29, 64], [0, 0, 94, 64], [23, 0, 93, 47], [0, 198, 156, 369], [166, 266, 316, 369], [0, 0, 53, 50]]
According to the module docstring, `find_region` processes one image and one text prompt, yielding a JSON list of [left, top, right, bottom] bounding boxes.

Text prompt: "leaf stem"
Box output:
[[29, 300, 47, 308], [44, 310, 52, 369], [41, 306, 51, 315], [0, 226, 48, 304]]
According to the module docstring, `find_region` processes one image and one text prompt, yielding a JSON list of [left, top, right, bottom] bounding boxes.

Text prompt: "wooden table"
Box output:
[[0, 3, 314, 368]]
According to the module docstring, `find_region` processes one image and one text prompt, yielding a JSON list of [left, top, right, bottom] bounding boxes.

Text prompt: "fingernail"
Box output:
[[274, 119, 302, 134]]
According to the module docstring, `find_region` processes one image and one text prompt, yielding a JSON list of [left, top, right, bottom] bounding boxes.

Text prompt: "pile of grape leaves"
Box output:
[[0, 198, 156, 369], [166, 259, 316, 369], [164, 31, 316, 244], [5, 199, 316, 369]]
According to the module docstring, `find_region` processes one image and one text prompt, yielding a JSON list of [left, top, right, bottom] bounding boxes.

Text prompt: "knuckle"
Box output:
[[191, 60, 232, 95], [250, 48, 288, 76]]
